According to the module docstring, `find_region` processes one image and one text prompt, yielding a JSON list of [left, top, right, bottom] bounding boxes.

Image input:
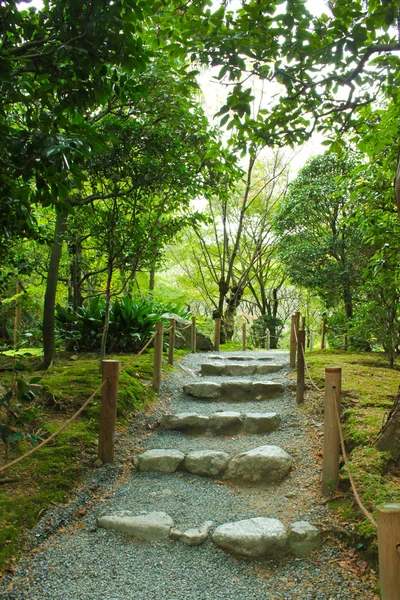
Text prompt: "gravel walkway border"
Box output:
[[0, 350, 378, 600]]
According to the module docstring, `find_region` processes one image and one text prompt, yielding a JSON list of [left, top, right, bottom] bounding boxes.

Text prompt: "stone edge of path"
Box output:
[[183, 380, 285, 401], [132, 444, 292, 485], [200, 363, 284, 377], [97, 511, 322, 558], [161, 411, 281, 435]]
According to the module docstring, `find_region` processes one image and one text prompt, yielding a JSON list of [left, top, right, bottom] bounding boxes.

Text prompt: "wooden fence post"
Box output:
[[321, 318, 326, 350], [152, 322, 164, 393], [98, 360, 120, 464], [290, 315, 296, 368], [214, 318, 221, 351], [322, 367, 342, 495], [242, 323, 247, 351], [168, 318, 175, 365], [376, 503, 400, 600], [265, 328, 270, 350], [191, 316, 196, 353], [296, 329, 305, 404]]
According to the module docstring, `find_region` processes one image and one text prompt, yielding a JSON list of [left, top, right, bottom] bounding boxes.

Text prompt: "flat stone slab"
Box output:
[[212, 517, 288, 557], [220, 380, 252, 401], [228, 355, 257, 361], [252, 381, 284, 397], [208, 411, 244, 433], [223, 445, 292, 484], [225, 364, 257, 376], [288, 521, 322, 556], [138, 449, 185, 473], [161, 413, 209, 430], [183, 382, 221, 399], [98, 511, 174, 540], [255, 364, 283, 374], [184, 380, 283, 401], [200, 363, 227, 376], [136, 444, 291, 485], [243, 412, 281, 434], [171, 521, 214, 546], [200, 363, 282, 377], [161, 411, 280, 435], [184, 450, 229, 476]]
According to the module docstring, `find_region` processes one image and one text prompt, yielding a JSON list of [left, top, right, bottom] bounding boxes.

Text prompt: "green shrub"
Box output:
[[56, 295, 190, 353]]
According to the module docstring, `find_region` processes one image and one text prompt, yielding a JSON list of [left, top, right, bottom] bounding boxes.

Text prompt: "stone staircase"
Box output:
[[98, 350, 322, 559]]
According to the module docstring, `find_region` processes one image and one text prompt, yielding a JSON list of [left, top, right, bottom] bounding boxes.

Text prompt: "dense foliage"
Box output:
[[55, 296, 189, 353]]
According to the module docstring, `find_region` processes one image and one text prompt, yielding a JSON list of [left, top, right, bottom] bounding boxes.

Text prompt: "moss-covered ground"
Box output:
[[0, 348, 187, 574], [303, 349, 400, 554]]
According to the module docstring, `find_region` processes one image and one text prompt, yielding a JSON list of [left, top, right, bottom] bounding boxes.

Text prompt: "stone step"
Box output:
[[161, 411, 281, 435], [134, 444, 292, 486], [208, 355, 273, 362], [200, 362, 283, 376], [98, 511, 321, 557], [183, 380, 284, 401], [212, 518, 321, 558]]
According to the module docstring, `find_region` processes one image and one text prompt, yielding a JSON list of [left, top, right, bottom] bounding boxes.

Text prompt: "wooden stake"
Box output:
[[296, 330, 305, 404], [242, 323, 246, 351], [377, 503, 400, 600], [98, 360, 119, 464], [265, 328, 270, 350], [321, 318, 326, 350], [168, 318, 175, 365], [322, 367, 342, 496], [191, 316, 196, 353], [152, 322, 164, 393], [214, 318, 221, 351], [309, 330, 314, 353], [290, 315, 296, 368]]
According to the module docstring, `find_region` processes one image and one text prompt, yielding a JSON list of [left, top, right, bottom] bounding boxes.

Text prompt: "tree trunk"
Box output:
[[13, 279, 22, 347], [0, 316, 12, 346], [343, 278, 353, 320], [69, 239, 83, 311], [149, 269, 155, 292], [42, 210, 68, 368], [376, 386, 400, 461], [270, 287, 280, 349], [223, 286, 244, 341], [100, 255, 114, 366]]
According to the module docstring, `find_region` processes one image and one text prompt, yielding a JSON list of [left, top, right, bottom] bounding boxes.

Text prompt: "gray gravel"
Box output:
[[0, 350, 377, 599]]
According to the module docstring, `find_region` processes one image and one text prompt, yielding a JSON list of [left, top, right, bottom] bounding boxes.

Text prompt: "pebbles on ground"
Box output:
[[0, 350, 377, 600]]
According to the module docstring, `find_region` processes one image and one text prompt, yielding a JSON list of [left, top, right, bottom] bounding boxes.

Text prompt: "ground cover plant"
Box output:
[[303, 349, 400, 556], [0, 347, 186, 574]]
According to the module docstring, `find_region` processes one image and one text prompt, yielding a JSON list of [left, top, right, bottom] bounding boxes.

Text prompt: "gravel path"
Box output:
[[0, 350, 378, 600]]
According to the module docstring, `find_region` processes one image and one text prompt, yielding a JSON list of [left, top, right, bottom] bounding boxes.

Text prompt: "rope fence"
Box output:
[[0, 380, 106, 476], [119, 332, 157, 373], [333, 387, 377, 529], [290, 312, 400, 596], [175, 322, 192, 331], [0, 316, 202, 474]]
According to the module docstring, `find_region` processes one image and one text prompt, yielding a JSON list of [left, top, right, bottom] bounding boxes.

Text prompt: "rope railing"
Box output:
[[175, 322, 192, 331], [0, 379, 107, 476], [119, 332, 157, 373], [333, 387, 378, 529], [294, 325, 324, 393], [300, 342, 324, 393], [0, 329, 161, 475]]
